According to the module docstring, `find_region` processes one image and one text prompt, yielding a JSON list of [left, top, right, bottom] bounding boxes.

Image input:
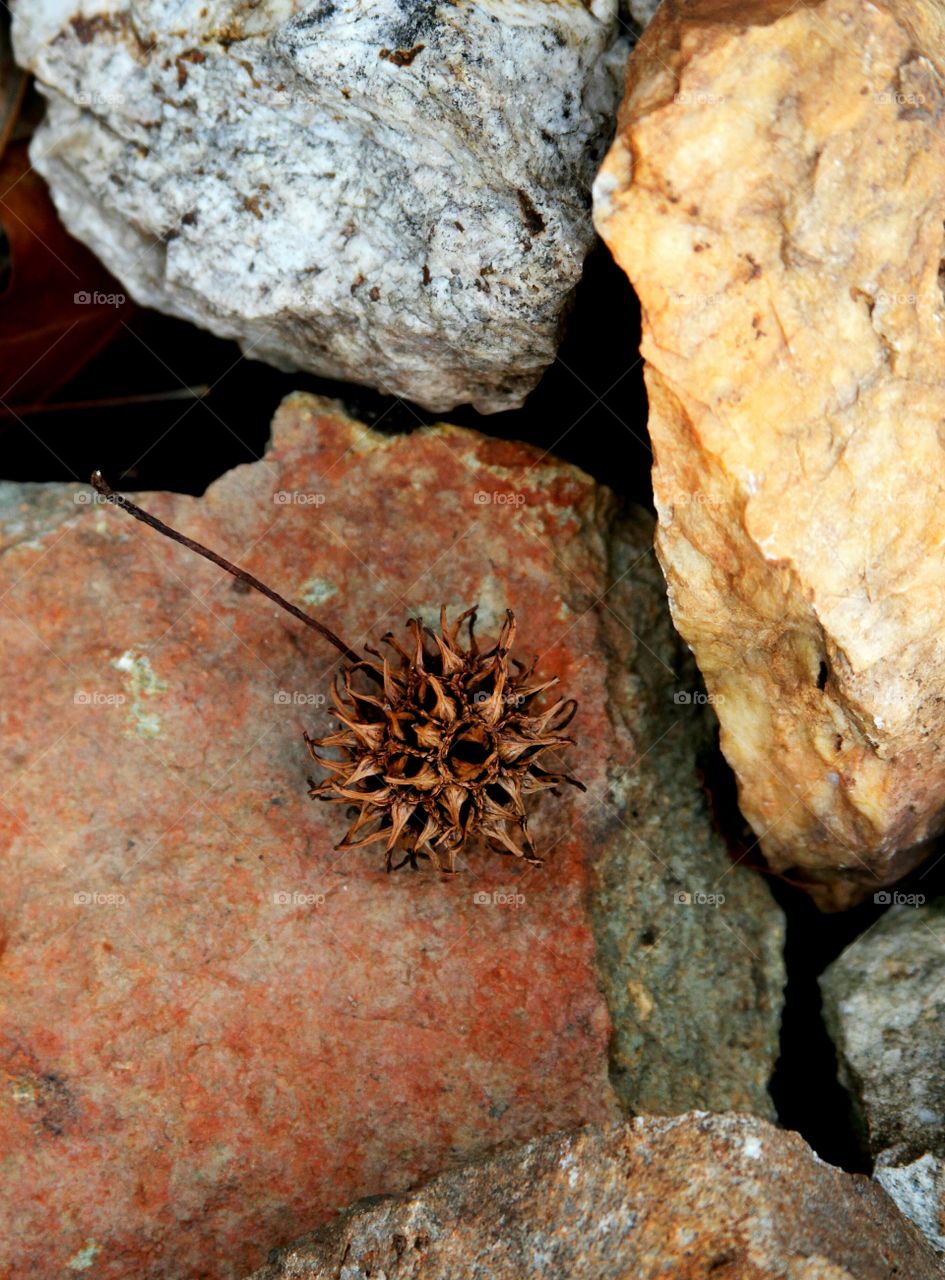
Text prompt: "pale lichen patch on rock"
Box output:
[[111, 649, 167, 737]]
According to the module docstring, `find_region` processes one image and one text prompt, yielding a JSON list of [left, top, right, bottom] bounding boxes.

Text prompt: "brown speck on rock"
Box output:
[[379, 43, 426, 67], [238, 58, 261, 88], [517, 189, 546, 235], [175, 46, 206, 88], [69, 12, 116, 45]]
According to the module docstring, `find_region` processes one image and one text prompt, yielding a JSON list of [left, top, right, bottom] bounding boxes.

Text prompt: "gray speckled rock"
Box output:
[[247, 1114, 944, 1279], [12, 0, 627, 413], [822, 899, 945, 1252], [590, 510, 785, 1118]]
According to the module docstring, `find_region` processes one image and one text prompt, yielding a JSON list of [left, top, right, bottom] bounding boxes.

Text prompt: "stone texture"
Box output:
[[588, 512, 784, 1117], [594, 0, 945, 908], [822, 898, 945, 1252], [248, 1113, 944, 1279], [621, 0, 660, 33], [12, 0, 626, 414], [0, 394, 782, 1278]]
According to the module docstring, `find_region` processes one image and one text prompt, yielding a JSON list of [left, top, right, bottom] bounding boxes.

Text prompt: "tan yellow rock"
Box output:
[[594, 0, 945, 908]]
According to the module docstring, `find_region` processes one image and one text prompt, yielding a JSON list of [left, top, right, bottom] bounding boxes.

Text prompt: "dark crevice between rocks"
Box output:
[[0, 248, 652, 504], [766, 881, 876, 1174], [700, 732, 876, 1174]]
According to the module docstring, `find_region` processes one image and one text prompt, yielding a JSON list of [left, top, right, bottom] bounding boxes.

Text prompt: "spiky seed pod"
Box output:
[[305, 607, 585, 871], [86, 478, 585, 874]]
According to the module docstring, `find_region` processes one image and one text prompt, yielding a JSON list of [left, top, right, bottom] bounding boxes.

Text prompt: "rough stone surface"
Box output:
[[822, 899, 945, 1252], [0, 394, 782, 1278], [13, 0, 626, 414], [248, 1113, 944, 1279], [594, 0, 945, 908], [621, 0, 660, 32], [588, 513, 784, 1117]]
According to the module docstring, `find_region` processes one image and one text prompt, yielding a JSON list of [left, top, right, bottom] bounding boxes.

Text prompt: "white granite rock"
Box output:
[[14, 0, 626, 412]]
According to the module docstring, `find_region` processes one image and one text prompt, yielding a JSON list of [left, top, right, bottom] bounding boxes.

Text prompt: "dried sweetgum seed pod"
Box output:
[[90, 474, 583, 872], [307, 607, 584, 871]]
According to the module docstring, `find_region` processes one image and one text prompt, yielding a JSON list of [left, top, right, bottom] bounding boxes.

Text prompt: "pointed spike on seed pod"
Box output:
[[477, 664, 507, 727], [340, 823, 394, 852], [385, 801, 416, 853], [408, 617, 427, 670], [381, 631, 412, 666], [305, 752, 351, 776], [430, 627, 465, 677], [413, 719, 445, 750], [345, 803, 382, 841], [423, 672, 458, 723], [497, 609, 516, 655], [382, 658, 400, 706], [532, 698, 578, 735], [345, 755, 384, 786], [440, 782, 466, 829], [335, 715, 386, 751], [514, 676, 560, 703], [456, 605, 479, 658], [380, 707, 408, 742], [414, 811, 441, 854]]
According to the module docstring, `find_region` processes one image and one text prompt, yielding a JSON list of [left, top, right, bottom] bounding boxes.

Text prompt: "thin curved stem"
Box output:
[[90, 471, 365, 667]]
